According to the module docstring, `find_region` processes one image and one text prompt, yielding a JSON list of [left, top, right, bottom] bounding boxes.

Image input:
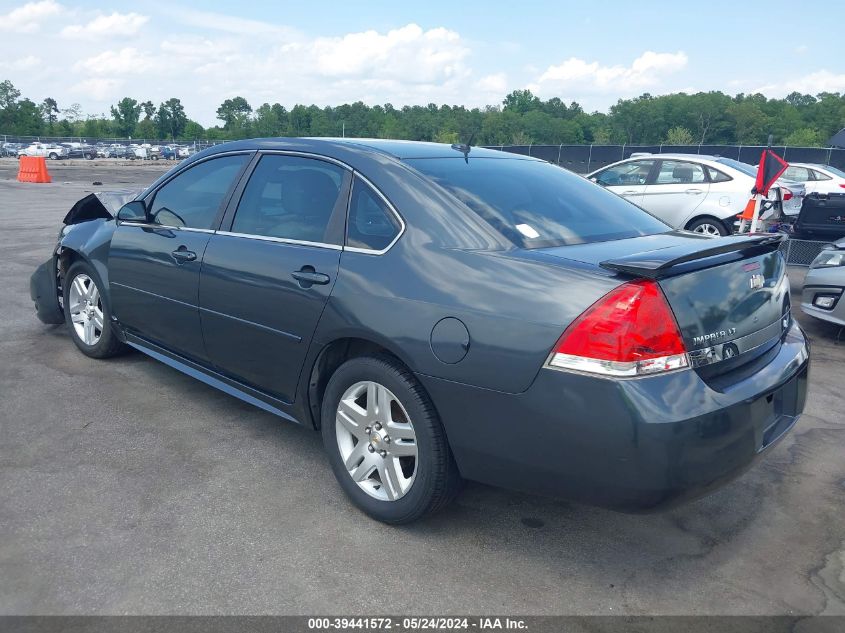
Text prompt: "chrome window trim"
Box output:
[[254, 149, 353, 171], [215, 231, 343, 251], [118, 221, 216, 234], [345, 172, 406, 255]]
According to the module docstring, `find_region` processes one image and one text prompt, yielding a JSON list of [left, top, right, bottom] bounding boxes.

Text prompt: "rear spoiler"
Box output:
[[600, 233, 786, 279]]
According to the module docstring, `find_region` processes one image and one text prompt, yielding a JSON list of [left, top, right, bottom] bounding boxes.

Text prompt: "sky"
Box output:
[[1, 0, 843, 126]]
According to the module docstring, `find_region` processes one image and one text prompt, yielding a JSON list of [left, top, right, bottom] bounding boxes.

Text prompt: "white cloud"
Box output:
[[751, 70, 845, 97], [0, 0, 62, 33], [310, 24, 469, 83], [72, 77, 125, 100], [0, 55, 41, 71], [61, 12, 148, 38], [475, 73, 508, 94], [73, 48, 159, 75], [530, 51, 688, 96]]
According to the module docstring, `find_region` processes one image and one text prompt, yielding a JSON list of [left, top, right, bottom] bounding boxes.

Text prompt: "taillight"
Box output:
[[839, 184, 845, 189], [546, 280, 689, 377], [781, 188, 793, 201]]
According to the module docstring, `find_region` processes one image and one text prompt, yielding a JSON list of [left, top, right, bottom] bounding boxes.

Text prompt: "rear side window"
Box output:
[[232, 155, 347, 244], [706, 166, 732, 183], [347, 177, 401, 251], [408, 158, 669, 248], [149, 154, 249, 229], [784, 166, 811, 182], [654, 161, 706, 184]]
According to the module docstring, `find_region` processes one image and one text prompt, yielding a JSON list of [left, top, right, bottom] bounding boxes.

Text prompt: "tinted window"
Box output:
[[408, 158, 669, 248], [594, 160, 654, 186], [149, 154, 249, 229], [655, 160, 706, 184], [347, 178, 401, 251], [232, 155, 346, 244], [715, 157, 758, 177]]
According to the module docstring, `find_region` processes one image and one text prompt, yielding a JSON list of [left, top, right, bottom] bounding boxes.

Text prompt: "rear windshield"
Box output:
[[407, 157, 669, 248], [715, 157, 758, 177]]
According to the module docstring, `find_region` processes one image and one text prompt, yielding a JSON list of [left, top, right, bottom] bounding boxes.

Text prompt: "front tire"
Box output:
[[48, 153, 58, 160], [321, 355, 462, 524], [686, 217, 729, 236], [63, 261, 126, 359]]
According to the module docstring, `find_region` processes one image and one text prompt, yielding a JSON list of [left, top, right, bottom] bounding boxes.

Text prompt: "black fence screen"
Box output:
[[484, 144, 845, 173]]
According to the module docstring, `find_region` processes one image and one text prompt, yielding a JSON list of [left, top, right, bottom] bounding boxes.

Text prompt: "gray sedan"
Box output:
[[802, 238, 845, 326], [29, 138, 809, 524]]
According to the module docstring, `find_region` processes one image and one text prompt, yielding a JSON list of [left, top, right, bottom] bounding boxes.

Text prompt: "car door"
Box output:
[[108, 153, 252, 363], [640, 159, 709, 228], [590, 159, 656, 206], [198, 153, 351, 403]]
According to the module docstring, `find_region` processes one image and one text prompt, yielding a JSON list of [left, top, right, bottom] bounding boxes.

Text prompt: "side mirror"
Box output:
[[117, 200, 148, 223]]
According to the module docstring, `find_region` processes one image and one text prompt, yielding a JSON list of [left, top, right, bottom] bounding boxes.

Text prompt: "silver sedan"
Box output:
[[802, 238, 845, 326]]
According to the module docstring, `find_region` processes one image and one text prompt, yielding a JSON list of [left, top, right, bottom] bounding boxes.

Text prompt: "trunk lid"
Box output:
[[537, 232, 792, 372]]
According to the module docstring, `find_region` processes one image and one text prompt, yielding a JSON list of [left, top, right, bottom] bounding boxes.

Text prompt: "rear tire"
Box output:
[[321, 355, 463, 524], [687, 217, 729, 236], [63, 261, 126, 359]]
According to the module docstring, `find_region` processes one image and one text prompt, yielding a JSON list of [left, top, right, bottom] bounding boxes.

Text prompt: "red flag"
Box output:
[[753, 149, 788, 196]]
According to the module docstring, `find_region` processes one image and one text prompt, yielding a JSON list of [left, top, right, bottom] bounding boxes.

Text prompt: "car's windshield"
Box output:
[[407, 157, 670, 248], [715, 157, 758, 177]]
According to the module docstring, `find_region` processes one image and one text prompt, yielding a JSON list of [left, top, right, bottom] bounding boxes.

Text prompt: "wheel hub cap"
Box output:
[[335, 380, 418, 501], [68, 273, 103, 346]]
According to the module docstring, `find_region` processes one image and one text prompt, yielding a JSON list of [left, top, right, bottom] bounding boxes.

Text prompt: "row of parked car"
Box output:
[[587, 153, 845, 238], [0, 141, 198, 161]]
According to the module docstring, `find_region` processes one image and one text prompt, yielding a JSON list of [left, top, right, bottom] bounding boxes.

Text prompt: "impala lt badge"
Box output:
[[693, 328, 737, 346]]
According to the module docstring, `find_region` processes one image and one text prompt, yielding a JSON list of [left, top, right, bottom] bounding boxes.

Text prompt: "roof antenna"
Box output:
[[451, 132, 476, 163]]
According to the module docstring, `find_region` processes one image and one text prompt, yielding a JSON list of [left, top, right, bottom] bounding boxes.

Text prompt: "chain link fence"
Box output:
[[779, 238, 831, 266]]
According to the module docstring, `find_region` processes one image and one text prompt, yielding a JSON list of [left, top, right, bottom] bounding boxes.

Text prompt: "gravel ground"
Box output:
[[1, 161, 844, 615]]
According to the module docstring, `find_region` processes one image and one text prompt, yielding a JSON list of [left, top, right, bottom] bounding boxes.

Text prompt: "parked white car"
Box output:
[[587, 153, 803, 235], [783, 163, 845, 195], [17, 143, 68, 160]]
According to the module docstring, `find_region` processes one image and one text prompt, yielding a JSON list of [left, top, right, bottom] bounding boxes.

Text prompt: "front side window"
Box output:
[[347, 177, 401, 251], [654, 161, 706, 185], [408, 157, 669, 248], [594, 160, 654, 186], [149, 154, 249, 229], [231, 155, 347, 244]]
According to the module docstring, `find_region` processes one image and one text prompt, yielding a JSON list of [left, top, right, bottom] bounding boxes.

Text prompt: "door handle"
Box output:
[[171, 246, 197, 263], [621, 190, 638, 196], [685, 188, 704, 195], [292, 266, 330, 288]]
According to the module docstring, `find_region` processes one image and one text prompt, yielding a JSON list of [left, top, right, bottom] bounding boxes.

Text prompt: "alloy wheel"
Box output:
[[335, 380, 418, 501], [68, 273, 103, 346], [693, 222, 723, 236]]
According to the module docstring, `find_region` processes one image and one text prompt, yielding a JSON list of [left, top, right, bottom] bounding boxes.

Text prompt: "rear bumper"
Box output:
[[29, 255, 64, 325], [420, 321, 809, 512]]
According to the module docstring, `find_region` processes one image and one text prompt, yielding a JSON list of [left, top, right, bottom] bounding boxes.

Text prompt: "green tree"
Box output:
[[183, 120, 205, 139], [664, 126, 695, 145], [502, 89, 541, 115], [216, 96, 252, 131], [110, 97, 141, 137], [155, 98, 187, 140], [41, 97, 59, 131], [784, 128, 823, 147]]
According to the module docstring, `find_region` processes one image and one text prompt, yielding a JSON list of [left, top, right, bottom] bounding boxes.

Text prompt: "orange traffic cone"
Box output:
[[17, 156, 52, 183], [738, 197, 756, 221]]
